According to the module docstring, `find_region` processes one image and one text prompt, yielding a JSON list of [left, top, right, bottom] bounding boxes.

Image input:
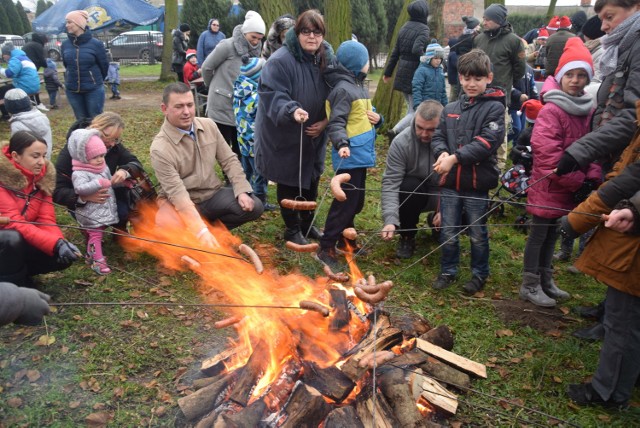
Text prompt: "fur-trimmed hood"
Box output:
[[0, 143, 56, 196], [283, 27, 334, 64]]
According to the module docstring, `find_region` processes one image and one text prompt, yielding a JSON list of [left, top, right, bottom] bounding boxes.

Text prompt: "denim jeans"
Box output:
[[48, 90, 57, 106], [241, 155, 268, 200], [66, 85, 105, 121], [439, 188, 490, 279]]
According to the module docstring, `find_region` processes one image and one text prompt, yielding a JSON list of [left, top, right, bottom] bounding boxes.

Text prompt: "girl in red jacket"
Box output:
[[520, 38, 601, 307], [0, 131, 80, 287]]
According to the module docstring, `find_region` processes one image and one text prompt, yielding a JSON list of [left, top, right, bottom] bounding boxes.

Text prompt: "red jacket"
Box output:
[[183, 61, 201, 85], [0, 145, 63, 255]]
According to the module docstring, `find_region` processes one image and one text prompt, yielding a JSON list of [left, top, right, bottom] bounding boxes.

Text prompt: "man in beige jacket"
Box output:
[[151, 83, 263, 248]]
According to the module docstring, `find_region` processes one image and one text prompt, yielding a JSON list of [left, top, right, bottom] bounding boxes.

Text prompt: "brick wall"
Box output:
[[442, 0, 476, 44]]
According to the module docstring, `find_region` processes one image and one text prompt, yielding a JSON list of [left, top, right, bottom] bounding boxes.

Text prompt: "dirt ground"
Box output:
[[492, 299, 578, 333]]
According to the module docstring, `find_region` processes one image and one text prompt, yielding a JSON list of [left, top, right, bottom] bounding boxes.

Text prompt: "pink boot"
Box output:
[[86, 228, 111, 275]]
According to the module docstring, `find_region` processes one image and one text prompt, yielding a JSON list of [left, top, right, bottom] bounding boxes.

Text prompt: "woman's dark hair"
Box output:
[[295, 9, 328, 70], [595, 0, 640, 13], [9, 131, 46, 155]]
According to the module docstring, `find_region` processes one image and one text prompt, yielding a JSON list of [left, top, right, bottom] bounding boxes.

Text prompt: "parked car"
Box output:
[[23, 32, 68, 61], [0, 35, 25, 50], [107, 31, 163, 62]]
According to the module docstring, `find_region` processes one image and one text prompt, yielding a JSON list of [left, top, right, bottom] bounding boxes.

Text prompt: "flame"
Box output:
[[416, 396, 435, 417], [124, 204, 371, 399]]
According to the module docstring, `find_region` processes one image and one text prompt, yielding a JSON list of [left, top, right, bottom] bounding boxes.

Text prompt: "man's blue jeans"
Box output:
[[439, 188, 490, 279], [66, 85, 105, 121]]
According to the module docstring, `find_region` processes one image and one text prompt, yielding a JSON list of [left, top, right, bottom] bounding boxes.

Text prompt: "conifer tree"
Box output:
[[16, 1, 32, 35], [161, 0, 179, 81], [35, 0, 47, 17], [2, 0, 23, 34], [0, 7, 10, 37], [351, 0, 387, 65], [325, 0, 351, 49], [259, 0, 295, 30]]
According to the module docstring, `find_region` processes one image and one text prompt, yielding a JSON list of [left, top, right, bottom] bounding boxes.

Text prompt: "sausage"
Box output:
[[354, 286, 387, 304], [358, 350, 396, 368], [354, 277, 393, 304], [181, 255, 201, 268], [0, 217, 10, 225], [299, 300, 331, 317], [214, 316, 242, 329], [342, 227, 357, 241], [285, 241, 319, 253], [238, 244, 263, 274], [330, 173, 351, 202], [279, 199, 317, 211], [323, 264, 350, 282]]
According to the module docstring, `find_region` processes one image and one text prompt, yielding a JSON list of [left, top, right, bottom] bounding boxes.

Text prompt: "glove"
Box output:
[[573, 179, 598, 203], [0, 282, 50, 326], [558, 215, 580, 241], [555, 152, 580, 176], [54, 239, 81, 264]]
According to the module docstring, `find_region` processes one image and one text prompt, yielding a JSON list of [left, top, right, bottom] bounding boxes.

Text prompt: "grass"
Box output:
[[1, 78, 639, 427]]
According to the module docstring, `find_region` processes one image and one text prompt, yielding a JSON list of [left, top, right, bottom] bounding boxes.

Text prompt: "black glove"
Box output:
[[558, 215, 580, 241], [574, 179, 598, 203], [54, 239, 80, 264], [555, 152, 580, 176]]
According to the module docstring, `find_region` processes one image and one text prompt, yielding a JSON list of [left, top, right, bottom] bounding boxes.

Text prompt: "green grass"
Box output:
[[1, 80, 638, 426], [118, 64, 162, 78]]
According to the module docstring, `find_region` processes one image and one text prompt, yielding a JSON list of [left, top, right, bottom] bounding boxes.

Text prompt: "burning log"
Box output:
[[420, 325, 454, 351], [420, 376, 458, 415], [228, 340, 271, 407], [201, 347, 249, 377], [379, 367, 426, 427], [329, 288, 350, 331], [391, 313, 432, 338], [277, 382, 331, 428], [216, 399, 267, 427], [355, 387, 400, 428], [192, 376, 220, 390], [177, 371, 236, 421], [302, 360, 355, 403], [264, 358, 303, 412], [416, 338, 487, 379], [324, 406, 364, 428], [387, 348, 429, 367]]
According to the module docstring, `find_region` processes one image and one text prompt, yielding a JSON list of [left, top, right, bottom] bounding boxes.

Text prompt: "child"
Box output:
[[4, 88, 53, 160], [520, 37, 601, 307], [508, 63, 539, 144], [68, 129, 119, 275], [1, 43, 42, 114], [315, 40, 382, 270], [412, 40, 448, 108], [183, 49, 205, 93], [43, 59, 63, 109], [233, 55, 276, 211], [432, 49, 505, 294], [105, 58, 121, 100]]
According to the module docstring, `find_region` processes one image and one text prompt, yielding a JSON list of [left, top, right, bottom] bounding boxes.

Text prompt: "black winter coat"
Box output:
[[544, 29, 575, 77], [383, 0, 430, 94], [23, 34, 47, 70], [432, 88, 505, 191]]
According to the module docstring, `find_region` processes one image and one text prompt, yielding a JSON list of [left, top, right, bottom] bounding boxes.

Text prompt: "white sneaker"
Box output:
[[36, 103, 49, 112]]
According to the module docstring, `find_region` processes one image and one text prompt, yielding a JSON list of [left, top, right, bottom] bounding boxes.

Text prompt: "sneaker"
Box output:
[[90, 258, 111, 275], [395, 236, 415, 259], [114, 95, 121, 100], [463, 276, 486, 295], [49, 104, 59, 110], [566, 383, 628, 409], [432, 274, 456, 290], [315, 248, 339, 271], [552, 250, 571, 262], [337, 238, 368, 256], [566, 264, 581, 274], [36, 103, 49, 112], [263, 202, 278, 212]]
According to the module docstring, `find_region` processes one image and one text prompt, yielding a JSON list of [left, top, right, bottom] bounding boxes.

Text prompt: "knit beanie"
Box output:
[[558, 16, 572, 29], [422, 39, 445, 61], [185, 49, 197, 60], [240, 55, 266, 79], [547, 16, 560, 31], [336, 40, 369, 75], [520, 99, 543, 123], [483, 4, 508, 26], [462, 16, 480, 31], [4, 88, 32, 115], [65, 10, 89, 29], [85, 135, 107, 161], [68, 128, 101, 163], [179, 24, 191, 33], [537, 27, 549, 40], [582, 15, 605, 40], [1, 42, 14, 57], [570, 10, 587, 31], [555, 37, 594, 83], [242, 10, 266, 35]]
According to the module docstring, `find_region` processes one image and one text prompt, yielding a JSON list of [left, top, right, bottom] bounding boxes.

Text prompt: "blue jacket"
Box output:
[[510, 64, 538, 111], [61, 29, 108, 92], [324, 63, 382, 171], [197, 20, 226, 66], [412, 59, 448, 108], [1, 49, 41, 94], [106, 62, 120, 85]]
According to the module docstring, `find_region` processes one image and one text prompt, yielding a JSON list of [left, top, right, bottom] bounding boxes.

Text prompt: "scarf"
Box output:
[[72, 159, 107, 174], [600, 10, 640, 77], [543, 89, 594, 117]]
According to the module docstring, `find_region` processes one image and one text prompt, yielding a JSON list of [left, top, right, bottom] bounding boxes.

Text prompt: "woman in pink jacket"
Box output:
[[520, 37, 602, 307]]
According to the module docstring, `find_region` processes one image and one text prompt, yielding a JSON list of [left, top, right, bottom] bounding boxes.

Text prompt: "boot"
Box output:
[[572, 323, 605, 341], [539, 268, 570, 300], [519, 272, 556, 307], [284, 227, 308, 245], [301, 223, 323, 240]]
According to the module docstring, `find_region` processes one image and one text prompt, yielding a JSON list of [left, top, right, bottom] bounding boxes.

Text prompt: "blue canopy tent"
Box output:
[[32, 0, 164, 34]]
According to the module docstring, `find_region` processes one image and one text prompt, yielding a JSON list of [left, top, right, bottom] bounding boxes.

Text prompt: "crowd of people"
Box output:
[[0, 0, 639, 410]]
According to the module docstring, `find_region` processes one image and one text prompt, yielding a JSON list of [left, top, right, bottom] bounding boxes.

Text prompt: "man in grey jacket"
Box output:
[[381, 100, 443, 258]]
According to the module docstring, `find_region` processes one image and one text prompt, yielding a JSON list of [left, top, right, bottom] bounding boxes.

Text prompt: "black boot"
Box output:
[[284, 227, 309, 245], [572, 300, 605, 320], [301, 224, 323, 241], [572, 323, 605, 341]]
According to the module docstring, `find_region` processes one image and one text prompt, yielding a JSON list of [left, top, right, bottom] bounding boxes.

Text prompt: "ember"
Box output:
[[124, 204, 486, 426]]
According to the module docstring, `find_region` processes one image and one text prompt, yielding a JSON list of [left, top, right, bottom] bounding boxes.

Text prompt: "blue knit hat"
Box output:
[[422, 39, 444, 62], [240, 55, 265, 79], [336, 40, 369, 75]]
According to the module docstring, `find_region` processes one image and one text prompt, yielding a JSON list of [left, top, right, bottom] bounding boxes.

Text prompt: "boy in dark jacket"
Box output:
[[316, 40, 382, 270], [43, 59, 64, 109], [432, 49, 505, 294]]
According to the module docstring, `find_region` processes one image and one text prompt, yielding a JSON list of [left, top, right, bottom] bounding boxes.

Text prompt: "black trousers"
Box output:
[[276, 179, 319, 231], [398, 176, 438, 238], [320, 168, 366, 249], [216, 122, 240, 159], [0, 230, 71, 287]]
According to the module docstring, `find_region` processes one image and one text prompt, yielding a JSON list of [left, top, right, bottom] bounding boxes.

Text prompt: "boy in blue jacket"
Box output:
[[432, 49, 505, 294], [316, 40, 382, 270], [412, 39, 448, 108]]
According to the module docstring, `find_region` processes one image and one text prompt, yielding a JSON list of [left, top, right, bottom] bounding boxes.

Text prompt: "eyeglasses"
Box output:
[[211, 23, 219, 26], [300, 28, 323, 37], [102, 135, 122, 145]]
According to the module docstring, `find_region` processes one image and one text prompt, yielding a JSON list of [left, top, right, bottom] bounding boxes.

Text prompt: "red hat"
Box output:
[[521, 99, 543, 123], [185, 49, 197, 60], [555, 37, 593, 82], [537, 27, 549, 39], [546, 16, 560, 30], [559, 16, 572, 29]]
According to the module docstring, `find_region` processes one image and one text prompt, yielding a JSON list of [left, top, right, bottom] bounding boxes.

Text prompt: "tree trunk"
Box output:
[[428, 0, 445, 42], [260, 0, 295, 31], [161, 0, 179, 81], [325, 0, 352, 51], [546, 0, 558, 20]]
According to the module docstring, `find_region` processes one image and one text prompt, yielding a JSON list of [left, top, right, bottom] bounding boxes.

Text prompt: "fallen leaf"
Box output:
[[129, 291, 142, 298], [35, 335, 56, 346], [497, 399, 512, 410], [14, 369, 27, 381], [61, 346, 69, 354], [73, 279, 93, 287], [85, 412, 112, 427], [547, 330, 563, 337], [524, 351, 533, 359], [69, 401, 81, 409], [155, 406, 166, 416], [496, 329, 514, 338], [136, 310, 148, 319], [26, 370, 41, 382], [113, 387, 124, 398], [597, 415, 611, 422], [510, 358, 521, 364], [553, 376, 562, 383], [92, 402, 106, 410], [7, 397, 23, 408], [559, 306, 570, 315]]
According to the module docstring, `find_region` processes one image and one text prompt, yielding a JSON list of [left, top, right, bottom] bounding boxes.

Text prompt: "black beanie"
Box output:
[[179, 24, 190, 33], [582, 15, 605, 40], [484, 4, 508, 26], [462, 16, 480, 30], [4, 88, 32, 115]]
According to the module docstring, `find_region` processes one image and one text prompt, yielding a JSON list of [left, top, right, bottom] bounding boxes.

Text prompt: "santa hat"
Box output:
[[185, 49, 197, 60], [559, 16, 572, 29], [555, 37, 593, 83], [546, 16, 560, 31], [537, 27, 549, 40], [520, 99, 543, 123]]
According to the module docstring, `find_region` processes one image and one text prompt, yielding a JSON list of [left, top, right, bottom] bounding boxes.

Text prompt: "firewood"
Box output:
[[217, 399, 267, 427], [390, 313, 432, 338], [192, 376, 219, 390], [302, 360, 355, 403], [418, 356, 471, 390], [388, 349, 429, 367], [228, 340, 270, 407], [420, 376, 458, 415], [329, 288, 350, 331], [419, 325, 454, 351], [194, 410, 217, 428], [355, 387, 400, 428], [416, 338, 487, 379], [278, 382, 331, 428], [324, 406, 365, 428], [178, 371, 236, 421], [379, 367, 426, 427], [201, 347, 248, 377], [264, 358, 303, 412]]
